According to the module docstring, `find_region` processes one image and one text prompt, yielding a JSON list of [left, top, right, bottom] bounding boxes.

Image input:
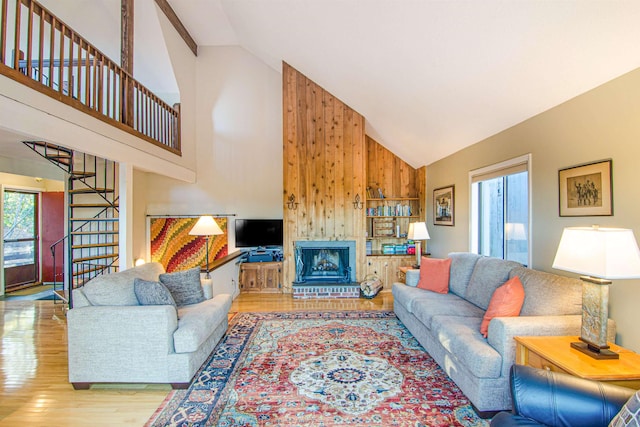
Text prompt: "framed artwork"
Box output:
[[434, 185, 455, 226], [148, 216, 228, 272], [559, 159, 612, 217]]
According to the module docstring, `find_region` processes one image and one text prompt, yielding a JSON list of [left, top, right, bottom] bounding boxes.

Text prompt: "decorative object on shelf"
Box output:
[[189, 215, 224, 279], [286, 193, 299, 210], [372, 218, 396, 237], [378, 188, 385, 198], [353, 193, 364, 209], [360, 274, 383, 298], [559, 159, 612, 217], [433, 185, 454, 226], [552, 225, 640, 359], [408, 222, 430, 267]]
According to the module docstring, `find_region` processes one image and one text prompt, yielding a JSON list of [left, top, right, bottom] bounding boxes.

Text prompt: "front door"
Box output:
[[3, 190, 39, 291]]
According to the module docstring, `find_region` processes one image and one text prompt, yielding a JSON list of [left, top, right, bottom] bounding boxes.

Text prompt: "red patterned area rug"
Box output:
[[145, 311, 488, 427]]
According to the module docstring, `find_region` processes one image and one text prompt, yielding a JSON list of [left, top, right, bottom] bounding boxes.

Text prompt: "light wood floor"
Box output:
[[0, 292, 393, 426]]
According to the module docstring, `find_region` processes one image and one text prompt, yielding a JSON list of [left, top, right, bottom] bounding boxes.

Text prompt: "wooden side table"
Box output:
[[515, 336, 640, 389]]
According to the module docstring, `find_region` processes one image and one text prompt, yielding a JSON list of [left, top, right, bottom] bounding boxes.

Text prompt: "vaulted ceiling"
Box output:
[[2, 1, 640, 171], [169, 0, 640, 167]]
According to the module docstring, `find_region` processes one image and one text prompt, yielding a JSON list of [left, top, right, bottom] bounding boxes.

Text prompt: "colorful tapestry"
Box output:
[[145, 311, 488, 427], [149, 217, 228, 273]]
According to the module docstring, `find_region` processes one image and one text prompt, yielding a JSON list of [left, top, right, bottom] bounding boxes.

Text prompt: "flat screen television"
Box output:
[[235, 219, 283, 248]]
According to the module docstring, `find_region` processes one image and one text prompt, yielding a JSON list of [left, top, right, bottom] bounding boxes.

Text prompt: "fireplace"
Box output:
[[294, 240, 356, 284]]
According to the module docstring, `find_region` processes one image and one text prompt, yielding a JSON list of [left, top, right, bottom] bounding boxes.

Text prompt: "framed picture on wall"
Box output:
[[434, 185, 455, 226], [558, 159, 612, 217]]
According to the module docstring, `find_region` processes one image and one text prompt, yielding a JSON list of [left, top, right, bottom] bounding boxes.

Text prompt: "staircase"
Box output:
[[23, 141, 119, 307]]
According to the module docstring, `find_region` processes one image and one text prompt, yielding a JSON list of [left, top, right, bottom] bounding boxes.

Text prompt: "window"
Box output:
[[470, 154, 530, 266]]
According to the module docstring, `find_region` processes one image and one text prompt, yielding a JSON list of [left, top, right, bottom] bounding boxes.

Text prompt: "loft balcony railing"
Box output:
[[0, 0, 180, 154]]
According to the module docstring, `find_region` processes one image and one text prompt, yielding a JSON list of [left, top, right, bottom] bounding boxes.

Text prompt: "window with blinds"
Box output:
[[469, 154, 531, 266]]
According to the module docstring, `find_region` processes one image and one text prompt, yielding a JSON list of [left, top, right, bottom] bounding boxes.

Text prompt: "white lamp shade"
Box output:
[[552, 226, 640, 279], [408, 222, 430, 240], [189, 215, 224, 236]]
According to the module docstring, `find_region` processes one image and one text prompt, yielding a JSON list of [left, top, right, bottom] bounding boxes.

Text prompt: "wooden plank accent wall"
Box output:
[[366, 135, 422, 200], [283, 63, 366, 292]]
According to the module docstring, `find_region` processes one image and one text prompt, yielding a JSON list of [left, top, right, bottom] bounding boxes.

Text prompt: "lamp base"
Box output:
[[570, 339, 619, 360]]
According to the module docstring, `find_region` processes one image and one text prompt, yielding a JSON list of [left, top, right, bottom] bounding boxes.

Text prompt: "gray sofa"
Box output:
[[67, 262, 232, 389], [393, 252, 616, 413]]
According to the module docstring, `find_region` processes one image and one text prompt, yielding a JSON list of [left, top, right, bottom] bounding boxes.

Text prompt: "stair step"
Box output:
[[70, 203, 119, 208], [69, 188, 114, 194], [46, 154, 72, 161], [72, 242, 119, 250], [70, 217, 119, 222], [71, 230, 119, 235], [70, 171, 97, 179], [72, 265, 109, 277], [24, 141, 73, 155], [74, 254, 118, 263]]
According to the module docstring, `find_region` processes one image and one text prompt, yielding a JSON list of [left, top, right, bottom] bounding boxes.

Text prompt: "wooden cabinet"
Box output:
[[239, 262, 283, 293], [365, 255, 414, 291]]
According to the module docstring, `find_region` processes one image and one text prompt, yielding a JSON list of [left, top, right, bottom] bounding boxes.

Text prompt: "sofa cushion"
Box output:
[[393, 282, 442, 313], [173, 294, 232, 353], [405, 269, 420, 287], [431, 315, 502, 379], [448, 252, 483, 297], [412, 293, 485, 330], [81, 262, 165, 306], [134, 278, 177, 307], [159, 267, 205, 307], [465, 257, 521, 310], [480, 276, 525, 337], [510, 267, 582, 316], [417, 257, 451, 294]]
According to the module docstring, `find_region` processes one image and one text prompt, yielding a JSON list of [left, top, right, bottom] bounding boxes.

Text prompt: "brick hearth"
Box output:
[[292, 283, 360, 299]]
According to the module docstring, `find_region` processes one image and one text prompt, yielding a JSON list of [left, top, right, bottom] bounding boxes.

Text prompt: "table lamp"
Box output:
[[408, 221, 430, 268], [189, 215, 224, 279], [552, 226, 640, 359]]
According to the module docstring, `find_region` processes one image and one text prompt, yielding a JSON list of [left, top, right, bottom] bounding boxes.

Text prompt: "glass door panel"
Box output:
[[3, 191, 39, 290]]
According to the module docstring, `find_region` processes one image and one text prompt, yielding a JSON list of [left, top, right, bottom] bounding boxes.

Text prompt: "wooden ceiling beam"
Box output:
[[154, 0, 198, 56]]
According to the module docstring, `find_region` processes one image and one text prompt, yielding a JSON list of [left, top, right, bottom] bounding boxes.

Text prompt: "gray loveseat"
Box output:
[[393, 252, 616, 413], [67, 262, 232, 389]]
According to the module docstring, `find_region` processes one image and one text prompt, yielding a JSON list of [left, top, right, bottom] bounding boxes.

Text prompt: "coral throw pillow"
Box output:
[[416, 257, 451, 294], [480, 276, 525, 338]]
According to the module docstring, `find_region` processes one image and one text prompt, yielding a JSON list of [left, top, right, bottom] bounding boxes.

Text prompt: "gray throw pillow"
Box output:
[[134, 278, 177, 308], [158, 267, 205, 306]]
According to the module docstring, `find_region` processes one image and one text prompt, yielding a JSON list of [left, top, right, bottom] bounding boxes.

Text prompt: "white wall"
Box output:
[[136, 46, 283, 257], [426, 67, 640, 351]]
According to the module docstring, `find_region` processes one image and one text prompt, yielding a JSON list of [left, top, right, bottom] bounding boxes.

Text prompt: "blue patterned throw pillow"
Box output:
[[159, 267, 205, 307], [610, 391, 640, 427]]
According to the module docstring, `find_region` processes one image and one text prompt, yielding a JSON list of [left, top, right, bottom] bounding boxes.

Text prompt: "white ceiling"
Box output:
[[2, 1, 640, 171], [169, 0, 640, 167]]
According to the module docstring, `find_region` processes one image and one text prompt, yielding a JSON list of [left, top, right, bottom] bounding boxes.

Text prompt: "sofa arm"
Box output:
[[490, 365, 634, 427], [67, 305, 179, 382], [488, 315, 581, 376], [487, 316, 616, 377]]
